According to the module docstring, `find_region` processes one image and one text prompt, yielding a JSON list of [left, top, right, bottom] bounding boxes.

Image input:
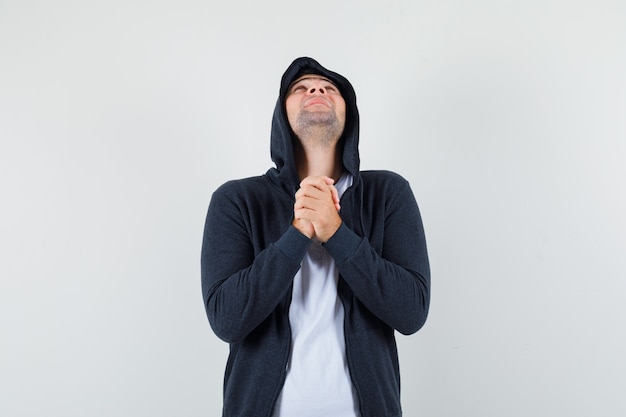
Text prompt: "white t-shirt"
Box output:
[[272, 173, 359, 417]]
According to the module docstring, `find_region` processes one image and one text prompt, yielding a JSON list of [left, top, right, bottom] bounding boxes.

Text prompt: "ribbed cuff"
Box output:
[[322, 222, 362, 265], [274, 226, 313, 264]]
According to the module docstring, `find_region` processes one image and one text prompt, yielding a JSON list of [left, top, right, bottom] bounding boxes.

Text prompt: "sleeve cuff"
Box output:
[[322, 222, 362, 265], [274, 225, 313, 264]]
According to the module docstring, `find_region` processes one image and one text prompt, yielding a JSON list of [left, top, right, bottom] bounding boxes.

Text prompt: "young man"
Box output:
[[201, 57, 430, 417]]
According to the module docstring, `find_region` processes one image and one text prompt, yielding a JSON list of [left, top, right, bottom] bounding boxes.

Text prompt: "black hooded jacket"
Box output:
[[201, 57, 430, 417]]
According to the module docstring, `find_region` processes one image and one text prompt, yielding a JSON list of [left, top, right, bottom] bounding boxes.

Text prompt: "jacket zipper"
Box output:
[[267, 289, 293, 417], [339, 280, 365, 417]]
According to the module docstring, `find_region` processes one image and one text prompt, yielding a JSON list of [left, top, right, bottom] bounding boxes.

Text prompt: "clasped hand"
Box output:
[[292, 176, 342, 242]]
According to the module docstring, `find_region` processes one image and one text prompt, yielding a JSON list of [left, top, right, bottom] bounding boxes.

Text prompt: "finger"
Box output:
[[328, 184, 341, 209], [319, 177, 340, 204], [293, 197, 311, 210], [294, 195, 323, 211], [297, 177, 341, 210], [296, 184, 326, 201], [293, 207, 316, 224], [300, 178, 336, 197], [297, 183, 341, 211], [300, 176, 332, 191]]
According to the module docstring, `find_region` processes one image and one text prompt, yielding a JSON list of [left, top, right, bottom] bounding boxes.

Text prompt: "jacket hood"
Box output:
[[268, 57, 360, 194]]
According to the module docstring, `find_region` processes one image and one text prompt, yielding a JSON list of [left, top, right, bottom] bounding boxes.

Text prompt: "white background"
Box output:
[[1, 1, 625, 416]]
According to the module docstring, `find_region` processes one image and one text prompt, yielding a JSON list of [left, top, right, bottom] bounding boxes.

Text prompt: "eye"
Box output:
[[291, 85, 306, 93]]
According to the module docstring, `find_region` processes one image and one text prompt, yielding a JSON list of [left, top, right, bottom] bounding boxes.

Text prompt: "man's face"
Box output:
[[285, 74, 346, 142]]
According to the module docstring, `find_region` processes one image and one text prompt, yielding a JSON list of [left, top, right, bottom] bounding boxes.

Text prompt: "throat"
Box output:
[[294, 142, 344, 182]]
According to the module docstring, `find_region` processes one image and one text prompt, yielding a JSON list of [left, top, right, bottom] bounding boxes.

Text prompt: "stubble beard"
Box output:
[[292, 109, 344, 149]]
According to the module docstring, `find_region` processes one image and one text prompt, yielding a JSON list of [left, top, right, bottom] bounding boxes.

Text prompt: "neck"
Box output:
[[294, 140, 343, 182]]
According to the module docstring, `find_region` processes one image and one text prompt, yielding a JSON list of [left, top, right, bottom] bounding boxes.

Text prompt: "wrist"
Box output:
[[318, 219, 342, 243]]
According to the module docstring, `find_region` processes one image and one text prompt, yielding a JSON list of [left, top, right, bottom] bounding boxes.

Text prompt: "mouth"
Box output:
[[304, 98, 331, 108]]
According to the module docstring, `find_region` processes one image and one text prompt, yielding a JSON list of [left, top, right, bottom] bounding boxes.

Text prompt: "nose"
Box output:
[[307, 83, 326, 95]]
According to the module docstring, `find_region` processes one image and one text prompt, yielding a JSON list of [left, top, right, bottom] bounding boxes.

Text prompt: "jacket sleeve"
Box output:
[[323, 180, 430, 335], [201, 187, 311, 343]]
